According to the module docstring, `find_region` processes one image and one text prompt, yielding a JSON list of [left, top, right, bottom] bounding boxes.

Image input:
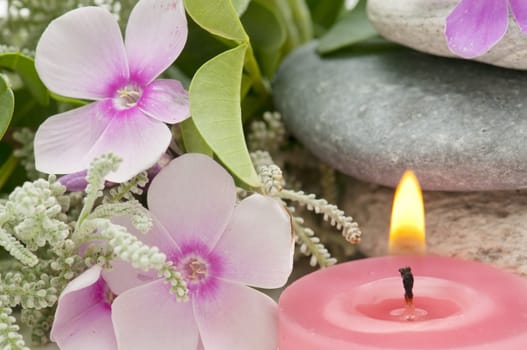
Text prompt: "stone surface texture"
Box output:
[[367, 0, 527, 70], [272, 42, 527, 191], [344, 178, 527, 276]]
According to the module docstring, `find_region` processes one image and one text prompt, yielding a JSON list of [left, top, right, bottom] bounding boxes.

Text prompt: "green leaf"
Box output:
[[241, 1, 287, 77], [48, 91, 87, 106], [286, 0, 313, 43], [0, 143, 18, 192], [183, 0, 248, 43], [10, 88, 55, 128], [0, 51, 49, 106], [180, 118, 213, 156], [306, 0, 345, 36], [189, 45, 261, 189], [0, 153, 18, 190], [0, 75, 14, 140], [317, 0, 378, 54], [232, 0, 251, 15], [175, 17, 231, 77]]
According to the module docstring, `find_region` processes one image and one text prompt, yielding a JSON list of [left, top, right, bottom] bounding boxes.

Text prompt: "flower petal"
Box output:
[[445, 0, 509, 58], [35, 102, 171, 182], [51, 266, 117, 350], [125, 0, 188, 84], [88, 103, 172, 182], [112, 279, 200, 350], [54, 265, 103, 320], [194, 280, 278, 350], [213, 194, 293, 289], [58, 170, 88, 192], [148, 153, 236, 249], [52, 304, 116, 350], [138, 79, 190, 124], [34, 102, 111, 176], [510, 0, 527, 33], [35, 7, 128, 100], [102, 259, 158, 295], [102, 215, 177, 294]]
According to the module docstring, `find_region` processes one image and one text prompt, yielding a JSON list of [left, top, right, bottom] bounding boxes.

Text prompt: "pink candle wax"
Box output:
[[278, 255, 527, 349]]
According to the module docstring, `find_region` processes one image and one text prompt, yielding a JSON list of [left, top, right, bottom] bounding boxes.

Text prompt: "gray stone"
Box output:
[[273, 42, 527, 191], [343, 177, 527, 276]]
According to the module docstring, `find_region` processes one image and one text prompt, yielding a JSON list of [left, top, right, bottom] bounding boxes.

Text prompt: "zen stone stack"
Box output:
[[272, 42, 527, 274]]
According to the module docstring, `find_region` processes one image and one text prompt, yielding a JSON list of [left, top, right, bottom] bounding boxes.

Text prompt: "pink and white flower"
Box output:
[[103, 153, 294, 350], [34, 0, 189, 182], [50, 266, 117, 350], [445, 0, 527, 58]]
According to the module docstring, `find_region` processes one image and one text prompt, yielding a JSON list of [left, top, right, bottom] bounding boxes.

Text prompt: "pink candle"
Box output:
[[279, 171, 527, 349], [278, 255, 527, 349]]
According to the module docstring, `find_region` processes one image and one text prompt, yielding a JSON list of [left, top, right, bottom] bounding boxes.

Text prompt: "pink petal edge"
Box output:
[[445, 0, 509, 58], [214, 194, 294, 289], [112, 279, 200, 350], [138, 79, 190, 124], [84, 101, 172, 183], [510, 0, 527, 34], [34, 102, 112, 176], [35, 6, 128, 100], [193, 280, 279, 350], [51, 266, 118, 350], [34, 101, 171, 182], [125, 0, 188, 84], [147, 154, 236, 249]]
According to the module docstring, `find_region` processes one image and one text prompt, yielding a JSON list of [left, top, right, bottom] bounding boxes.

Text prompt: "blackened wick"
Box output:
[[399, 266, 414, 304]]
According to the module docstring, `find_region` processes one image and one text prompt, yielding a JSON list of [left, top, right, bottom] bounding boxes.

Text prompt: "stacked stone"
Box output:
[[272, 2, 527, 274]]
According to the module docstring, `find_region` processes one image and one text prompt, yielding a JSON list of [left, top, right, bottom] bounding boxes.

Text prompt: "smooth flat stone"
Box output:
[[367, 0, 527, 70], [343, 177, 527, 276], [272, 42, 527, 191]]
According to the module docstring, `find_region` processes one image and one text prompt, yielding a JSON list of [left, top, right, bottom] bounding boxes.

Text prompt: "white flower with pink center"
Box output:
[[34, 0, 190, 182], [102, 153, 294, 350]]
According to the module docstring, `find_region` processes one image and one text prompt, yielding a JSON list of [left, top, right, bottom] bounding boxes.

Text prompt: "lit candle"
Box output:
[[278, 171, 527, 349]]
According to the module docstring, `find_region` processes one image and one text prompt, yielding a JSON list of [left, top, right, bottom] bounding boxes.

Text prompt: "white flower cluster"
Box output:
[[0, 303, 30, 350], [92, 218, 188, 301], [2, 177, 69, 251], [280, 189, 362, 244], [248, 111, 287, 153], [0, 177, 70, 266]]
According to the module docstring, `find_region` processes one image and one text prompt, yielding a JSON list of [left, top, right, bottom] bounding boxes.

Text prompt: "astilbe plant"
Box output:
[[249, 112, 362, 268], [0, 154, 188, 349], [1, 0, 137, 48]]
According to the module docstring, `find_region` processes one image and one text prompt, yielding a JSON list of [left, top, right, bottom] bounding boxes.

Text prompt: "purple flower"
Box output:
[[50, 266, 117, 350], [102, 154, 294, 350], [34, 0, 190, 182], [445, 0, 527, 58], [58, 170, 88, 192]]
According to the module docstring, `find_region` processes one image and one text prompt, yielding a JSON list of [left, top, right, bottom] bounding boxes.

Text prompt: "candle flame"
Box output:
[[389, 170, 426, 255]]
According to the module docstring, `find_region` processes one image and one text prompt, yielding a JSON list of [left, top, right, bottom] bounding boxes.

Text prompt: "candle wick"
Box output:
[[399, 266, 415, 320]]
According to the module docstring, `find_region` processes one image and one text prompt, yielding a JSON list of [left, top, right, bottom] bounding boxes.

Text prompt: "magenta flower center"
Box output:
[[95, 278, 116, 310], [172, 241, 223, 299], [182, 257, 209, 282], [114, 83, 143, 109], [103, 283, 116, 306]]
